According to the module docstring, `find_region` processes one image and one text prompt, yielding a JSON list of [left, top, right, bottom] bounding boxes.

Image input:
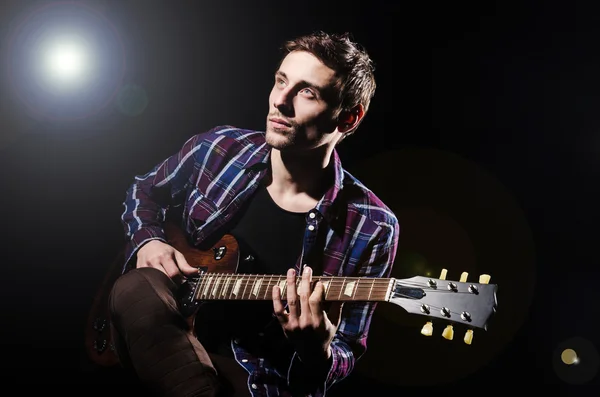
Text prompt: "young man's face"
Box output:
[[266, 50, 342, 151]]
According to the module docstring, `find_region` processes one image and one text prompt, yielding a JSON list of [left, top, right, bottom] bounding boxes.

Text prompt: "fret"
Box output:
[[264, 275, 273, 300], [229, 275, 238, 300], [195, 273, 208, 300], [338, 278, 345, 300], [240, 275, 250, 300], [228, 276, 237, 298], [276, 277, 286, 297], [221, 276, 232, 298], [197, 275, 206, 299], [232, 277, 242, 299], [211, 276, 222, 299], [191, 273, 393, 302], [322, 278, 331, 300], [352, 278, 360, 300], [202, 275, 213, 299], [343, 279, 356, 298], [252, 277, 263, 299]]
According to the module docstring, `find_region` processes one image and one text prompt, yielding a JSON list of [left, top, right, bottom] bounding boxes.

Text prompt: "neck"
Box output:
[[267, 145, 334, 198], [194, 273, 395, 302]]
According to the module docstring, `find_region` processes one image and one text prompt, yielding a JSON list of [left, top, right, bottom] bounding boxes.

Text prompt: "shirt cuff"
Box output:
[[123, 226, 167, 272]]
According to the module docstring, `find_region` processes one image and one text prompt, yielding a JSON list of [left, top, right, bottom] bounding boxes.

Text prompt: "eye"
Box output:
[[300, 88, 315, 98]]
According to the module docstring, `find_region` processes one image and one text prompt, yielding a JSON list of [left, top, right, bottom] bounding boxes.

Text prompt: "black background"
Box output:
[[0, 1, 598, 395]]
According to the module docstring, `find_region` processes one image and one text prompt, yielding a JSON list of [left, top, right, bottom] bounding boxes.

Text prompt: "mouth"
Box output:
[[269, 117, 292, 128]]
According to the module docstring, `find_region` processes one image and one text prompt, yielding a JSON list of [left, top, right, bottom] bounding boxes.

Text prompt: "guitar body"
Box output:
[[84, 222, 241, 367]]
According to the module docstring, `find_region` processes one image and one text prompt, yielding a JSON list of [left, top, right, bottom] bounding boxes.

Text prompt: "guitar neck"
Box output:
[[193, 273, 395, 302]]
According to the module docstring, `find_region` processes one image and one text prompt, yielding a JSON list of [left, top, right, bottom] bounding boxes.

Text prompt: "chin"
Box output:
[[265, 128, 295, 150]]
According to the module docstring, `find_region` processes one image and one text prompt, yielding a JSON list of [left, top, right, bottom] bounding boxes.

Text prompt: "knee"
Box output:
[[109, 267, 177, 324]]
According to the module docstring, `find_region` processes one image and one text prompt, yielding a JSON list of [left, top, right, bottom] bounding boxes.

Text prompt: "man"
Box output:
[[109, 31, 399, 397]]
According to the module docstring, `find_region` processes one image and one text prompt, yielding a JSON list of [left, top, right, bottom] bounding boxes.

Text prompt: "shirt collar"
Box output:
[[314, 148, 345, 224], [242, 142, 346, 225]]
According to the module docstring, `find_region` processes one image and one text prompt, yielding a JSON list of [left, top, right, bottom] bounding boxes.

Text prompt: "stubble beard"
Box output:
[[265, 124, 298, 150]]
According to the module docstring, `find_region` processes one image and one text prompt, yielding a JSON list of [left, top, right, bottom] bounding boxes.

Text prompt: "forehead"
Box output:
[[278, 51, 337, 88]]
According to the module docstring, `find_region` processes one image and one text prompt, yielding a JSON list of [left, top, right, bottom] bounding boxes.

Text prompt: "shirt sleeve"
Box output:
[[120, 132, 209, 271], [286, 219, 400, 395]]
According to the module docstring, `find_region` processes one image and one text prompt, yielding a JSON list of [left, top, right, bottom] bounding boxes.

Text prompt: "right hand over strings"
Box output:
[[136, 240, 197, 283]]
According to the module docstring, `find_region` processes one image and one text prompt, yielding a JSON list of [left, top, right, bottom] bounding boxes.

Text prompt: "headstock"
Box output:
[[388, 269, 498, 344]]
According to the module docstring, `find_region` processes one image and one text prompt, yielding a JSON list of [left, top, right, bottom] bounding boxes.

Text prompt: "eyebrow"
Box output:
[[275, 70, 327, 93]]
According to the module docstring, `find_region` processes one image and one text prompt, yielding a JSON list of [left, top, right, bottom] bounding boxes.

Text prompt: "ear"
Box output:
[[337, 104, 365, 133]]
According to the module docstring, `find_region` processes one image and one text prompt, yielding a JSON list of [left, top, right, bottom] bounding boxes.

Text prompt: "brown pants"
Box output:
[[109, 267, 251, 397]]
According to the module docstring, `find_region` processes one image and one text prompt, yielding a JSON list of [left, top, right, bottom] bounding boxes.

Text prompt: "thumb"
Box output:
[[327, 301, 344, 327], [174, 250, 197, 277]]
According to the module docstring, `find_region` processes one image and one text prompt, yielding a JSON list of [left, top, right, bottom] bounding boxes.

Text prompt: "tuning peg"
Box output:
[[421, 321, 433, 336], [439, 268, 447, 280], [442, 325, 454, 340], [459, 272, 468, 282], [479, 274, 491, 284], [464, 329, 473, 345]]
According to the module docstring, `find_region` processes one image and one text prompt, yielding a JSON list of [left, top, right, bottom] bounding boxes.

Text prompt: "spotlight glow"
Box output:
[[7, 1, 126, 120], [561, 348, 579, 365], [46, 40, 88, 79], [38, 33, 96, 92]]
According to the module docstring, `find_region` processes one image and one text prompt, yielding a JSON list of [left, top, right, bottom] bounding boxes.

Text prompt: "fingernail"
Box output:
[[288, 268, 295, 276], [304, 267, 310, 275]]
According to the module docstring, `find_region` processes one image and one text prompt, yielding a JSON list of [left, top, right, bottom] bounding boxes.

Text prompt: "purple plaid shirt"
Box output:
[[120, 126, 400, 396]]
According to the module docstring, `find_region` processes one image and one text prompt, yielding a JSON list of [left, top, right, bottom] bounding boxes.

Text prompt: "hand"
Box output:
[[272, 266, 344, 364], [136, 240, 197, 282]]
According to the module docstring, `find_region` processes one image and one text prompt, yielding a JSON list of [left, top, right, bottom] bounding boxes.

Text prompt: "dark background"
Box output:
[[0, 0, 598, 395]]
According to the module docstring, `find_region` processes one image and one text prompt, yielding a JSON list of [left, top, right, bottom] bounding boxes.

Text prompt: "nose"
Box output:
[[273, 89, 293, 115]]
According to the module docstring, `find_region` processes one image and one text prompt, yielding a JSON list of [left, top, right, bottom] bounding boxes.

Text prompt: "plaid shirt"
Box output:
[[121, 126, 400, 396]]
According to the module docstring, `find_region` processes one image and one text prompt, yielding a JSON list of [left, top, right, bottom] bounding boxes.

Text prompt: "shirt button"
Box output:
[[234, 338, 241, 344], [309, 212, 316, 219], [251, 384, 258, 390], [242, 359, 248, 363], [308, 224, 315, 231]]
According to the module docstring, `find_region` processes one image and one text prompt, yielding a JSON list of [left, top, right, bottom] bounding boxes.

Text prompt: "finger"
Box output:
[[299, 266, 313, 321], [272, 286, 288, 325], [173, 250, 197, 277], [286, 268, 299, 320], [136, 259, 150, 269], [159, 257, 184, 282], [142, 259, 171, 279], [327, 301, 345, 328], [309, 281, 325, 324]]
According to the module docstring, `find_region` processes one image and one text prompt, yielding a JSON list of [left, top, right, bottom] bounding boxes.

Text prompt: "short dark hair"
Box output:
[[280, 31, 376, 130]]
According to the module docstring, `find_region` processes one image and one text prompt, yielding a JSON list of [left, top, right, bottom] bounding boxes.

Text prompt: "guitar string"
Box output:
[[192, 276, 479, 291], [193, 274, 482, 285], [193, 284, 478, 317], [191, 275, 487, 324], [193, 276, 479, 291], [193, 279, 478, 301]]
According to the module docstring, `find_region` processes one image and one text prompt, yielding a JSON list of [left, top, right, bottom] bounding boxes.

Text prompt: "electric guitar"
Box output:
[[84, 222, 498, 367]]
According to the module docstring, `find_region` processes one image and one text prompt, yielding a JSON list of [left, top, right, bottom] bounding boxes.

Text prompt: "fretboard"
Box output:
[[193, 274, 394, 302]]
